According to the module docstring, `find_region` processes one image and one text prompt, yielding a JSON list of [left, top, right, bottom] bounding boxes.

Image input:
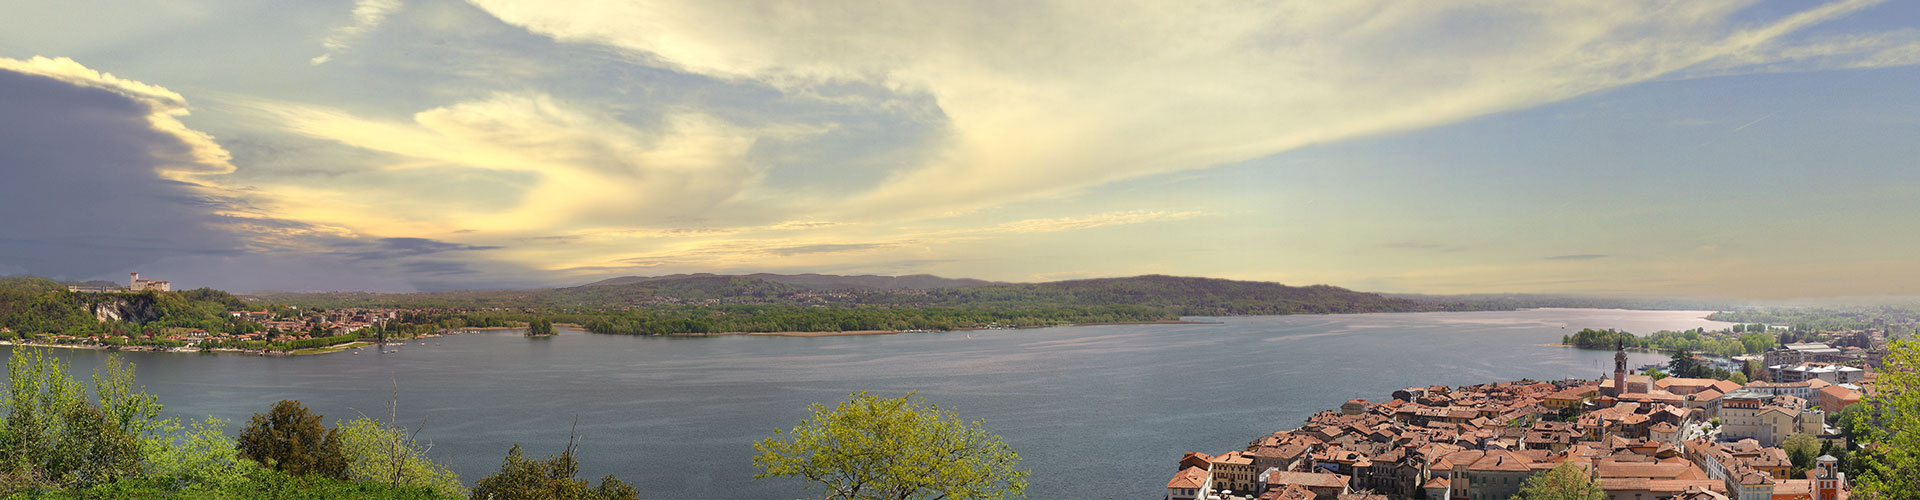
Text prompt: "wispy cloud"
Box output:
[[1383, 241, 1466, 253], [997, 210, 1201, 234], [312, 0, 402, 65], [471, 0, 1911, 222], [1544, 254, 1609, 261]]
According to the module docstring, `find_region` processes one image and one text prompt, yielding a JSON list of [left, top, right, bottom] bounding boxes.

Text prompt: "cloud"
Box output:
[[1544, 254, 1610, 261], [0, 56, 235, 184], [1383, 241, 1466, 253], [768, 243, 887, 256], [343, 237, 503, 260], [397, 260, 479, 276], [470, 0, 1907, 221], [0, 56, 551, 291], [996, 210, 1200, 233], [0, 57, 244, 280], [244, 92, 794, 234], [312, 0, 403, 65]]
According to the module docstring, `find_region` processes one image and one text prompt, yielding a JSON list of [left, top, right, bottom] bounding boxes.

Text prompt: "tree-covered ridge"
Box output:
[[1563, 327, 1781, 358], [1709, 305, 1920, 338], [255, 274, 1440, 315], [575, 304, 1177, 335], [0, 277, 262, 339], [249, 275, 1438, 335]]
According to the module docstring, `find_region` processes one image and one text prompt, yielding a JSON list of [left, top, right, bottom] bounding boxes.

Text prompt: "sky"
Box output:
[[1, 1, 1917, 298]]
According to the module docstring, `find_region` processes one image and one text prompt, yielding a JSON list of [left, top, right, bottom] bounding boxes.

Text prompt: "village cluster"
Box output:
[[1170, 340, 1882, 500]]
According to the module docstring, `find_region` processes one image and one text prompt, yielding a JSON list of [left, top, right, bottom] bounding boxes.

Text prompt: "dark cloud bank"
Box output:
[[0, 65, 523, 292]]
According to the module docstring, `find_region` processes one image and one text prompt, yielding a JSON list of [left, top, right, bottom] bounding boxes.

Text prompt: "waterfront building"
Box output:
[[1259, 470, 1350, 500], [1167, 466, 1212, 500], [1211, 450, 1259, 494]]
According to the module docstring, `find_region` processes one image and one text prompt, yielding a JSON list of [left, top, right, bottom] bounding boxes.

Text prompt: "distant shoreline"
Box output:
[[652, 319, 1218, 338]]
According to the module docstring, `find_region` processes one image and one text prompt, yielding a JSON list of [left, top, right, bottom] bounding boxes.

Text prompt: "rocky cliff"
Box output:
[[89, 294, 161, 324]]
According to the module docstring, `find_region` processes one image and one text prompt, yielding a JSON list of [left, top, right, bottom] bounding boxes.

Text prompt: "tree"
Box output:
[[237, 400, 348, 479], [1728, 372, 1748, 385], [1669, 348, 1700, 378], [469, 441, 636, 500], [1, 349, 144, 488], [1783, 433, 1819, 477], [1854, 338, 1920, 498], [1512, 462, 1604, 500], [338, 417, 464, 498], [527, 318, 554, 337], [753, 392, 1028, 500]]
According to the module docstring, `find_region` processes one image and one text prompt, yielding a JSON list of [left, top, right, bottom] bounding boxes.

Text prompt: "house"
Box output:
[[1211, 451, 1259, 494], [1261, 470, 1350, 500], [1448, 449, 1546, 500], [1167, 466, 1212, 500]]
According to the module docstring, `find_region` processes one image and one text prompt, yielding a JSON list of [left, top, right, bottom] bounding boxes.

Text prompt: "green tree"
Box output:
[[1783, 433, 1819, 477], [469, 441, 637, 500], [1668, 348, 1700, 378], [1512, 462, 1604, 500], [1854, 338, 1920, 497], [338, 417, 465, 498], [1728, 371, 1748, 385], [753, 392, 1028, 500], [0, 349, 144, 489], [1837, 403, 1872, 447], [237, 400, 349, 479]]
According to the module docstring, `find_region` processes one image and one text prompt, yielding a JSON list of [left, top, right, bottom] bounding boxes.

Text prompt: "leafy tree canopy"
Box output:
[[754, 392, 1028, 500]]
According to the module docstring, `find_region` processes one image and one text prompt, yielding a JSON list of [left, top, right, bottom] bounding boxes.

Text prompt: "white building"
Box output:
[[1769, 363, 1865, 385]]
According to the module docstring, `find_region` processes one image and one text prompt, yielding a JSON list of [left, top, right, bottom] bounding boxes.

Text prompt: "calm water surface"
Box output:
[[16, 308, 1726, 499]]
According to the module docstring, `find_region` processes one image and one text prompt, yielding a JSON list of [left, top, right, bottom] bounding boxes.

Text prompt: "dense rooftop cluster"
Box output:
[[1169, 345, 1873, 500]]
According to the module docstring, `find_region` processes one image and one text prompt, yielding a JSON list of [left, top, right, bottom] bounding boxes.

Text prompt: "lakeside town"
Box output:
[[1169, 338, 1889, 500]]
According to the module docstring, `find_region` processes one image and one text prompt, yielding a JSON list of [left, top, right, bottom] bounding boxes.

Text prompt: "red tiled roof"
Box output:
[[1264, 471, 1351, 489], [1168, 466, 1210, 489]]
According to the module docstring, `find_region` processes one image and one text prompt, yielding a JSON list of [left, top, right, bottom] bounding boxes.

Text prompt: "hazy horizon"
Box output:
[[5, 1, 1919, 299]]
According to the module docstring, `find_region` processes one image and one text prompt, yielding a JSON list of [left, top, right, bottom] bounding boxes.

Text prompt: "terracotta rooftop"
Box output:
[[1168, 466, 1209, 489], [1264, 471, 1351, 489]]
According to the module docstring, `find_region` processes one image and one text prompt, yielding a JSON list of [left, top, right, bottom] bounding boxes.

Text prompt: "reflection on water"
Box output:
[[13, 308, 1724, 499]]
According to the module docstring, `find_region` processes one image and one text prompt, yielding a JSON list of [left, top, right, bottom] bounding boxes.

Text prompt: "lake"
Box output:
[[13, 308, 1727, 499]]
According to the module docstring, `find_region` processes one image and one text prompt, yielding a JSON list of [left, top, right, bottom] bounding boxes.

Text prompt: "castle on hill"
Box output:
[[66, 271, 171, 293]]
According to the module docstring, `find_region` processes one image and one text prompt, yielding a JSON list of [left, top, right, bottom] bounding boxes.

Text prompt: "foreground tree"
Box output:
[[1, 349, 145, 489], [338, 417, 465, 498], [1513, 462, 1604, 500], [1855, 338, 1920, 498], [753, 392, 1028, 500], [469, 441, 637, 500], [237, 400, 349, 479]]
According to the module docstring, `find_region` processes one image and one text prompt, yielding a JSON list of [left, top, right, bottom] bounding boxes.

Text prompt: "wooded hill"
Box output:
[[254, 274, 1445, 316], [0, 276, 260, 337]]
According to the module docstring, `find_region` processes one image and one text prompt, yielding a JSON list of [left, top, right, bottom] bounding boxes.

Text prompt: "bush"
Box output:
[[236, 401, 348, 480], [338, 417, 465, 498], [469, 443, 637, 500]]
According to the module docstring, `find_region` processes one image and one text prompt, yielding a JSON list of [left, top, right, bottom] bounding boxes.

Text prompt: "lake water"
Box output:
[[13, 308, 1726, 499]]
